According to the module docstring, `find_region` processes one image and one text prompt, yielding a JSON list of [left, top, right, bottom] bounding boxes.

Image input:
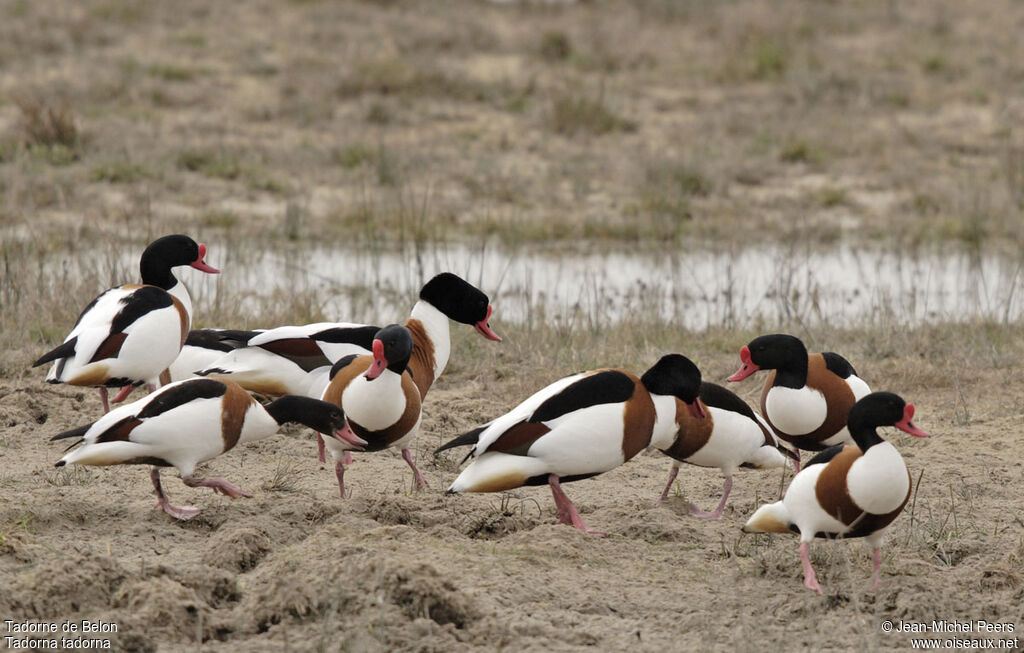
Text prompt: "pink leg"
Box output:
[[316, 431, 326, 463], [800, 541, 823, 595], [334, 461, 348, 498], [147, 383, 157, 393], [182, 475, 252, 499], [151, 467, 200, 520], [401, 448, 430, 491], [98, 387, 110, 414], [548, 474, 604, 536], [111, 385, 134, 404], [870, 547, 882, 592], [689, 476, 733, 519], [656, 465, 679, 504], [792, 450, 801, 473]]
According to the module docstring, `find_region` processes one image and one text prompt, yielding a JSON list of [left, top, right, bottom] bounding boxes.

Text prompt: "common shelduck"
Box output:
[[653, 380, 796, 517], [198, 272, 501, 399], [435, 354, 703, 536], [52, 378, 362, 520], [33, 235, 220, 412], [727, 334, 871, 469], [198, 272, 500, 460], [742, 391, 929, 594], [167, 328, 262, 383], [319, 324, 423, 498]]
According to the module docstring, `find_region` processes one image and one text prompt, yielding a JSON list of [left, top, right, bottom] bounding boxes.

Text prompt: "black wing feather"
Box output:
[[434, 424, 489, 464], [33, 337, 78, 368], [328, 354, 360, 381], [529, 370, 635, 423], [822, 352, 857, 379], [804, 444, 847, 468], [185, 328, 260, 352], [110, 286, 174, 334], [312, 325, 379, 348], [136, 378, 227, 419], [51, 423, 91, 441], [698, 381, 757, 420]]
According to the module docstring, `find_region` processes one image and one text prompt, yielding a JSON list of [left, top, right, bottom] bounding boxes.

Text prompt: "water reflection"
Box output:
[[183, 241, 1023, 330]]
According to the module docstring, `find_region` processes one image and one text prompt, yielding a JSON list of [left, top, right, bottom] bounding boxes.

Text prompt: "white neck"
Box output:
[[649, 394, 681, 451], [167, 279, 194, 322], [410, 300, 450, 379]]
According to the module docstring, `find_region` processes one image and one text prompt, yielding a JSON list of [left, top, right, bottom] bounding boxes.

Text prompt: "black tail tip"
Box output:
[[54, 460, 65, 468]]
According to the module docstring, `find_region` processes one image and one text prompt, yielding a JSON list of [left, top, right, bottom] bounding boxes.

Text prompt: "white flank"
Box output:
[[471, 371, 590, 457], [53, 287, 186, 386], [846, 442, 909, 514], [169, 343, 227, 383], [764, 385, 828, 436], [447, 452, 549, 493], [526, 402, 628, 476], [781, 461, 849, 541], [683, 407, 758, 473], [200, 348, 327, 397], [59, 381, 266, 477]]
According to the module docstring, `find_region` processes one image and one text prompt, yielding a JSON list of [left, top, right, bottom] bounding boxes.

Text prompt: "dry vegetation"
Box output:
[[0, 0, 1023, 249], [1, 0, 1024, 651]]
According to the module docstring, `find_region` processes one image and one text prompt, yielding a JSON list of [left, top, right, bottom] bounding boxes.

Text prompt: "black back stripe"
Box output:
[[699, 381, 756, 421], [311, 325, 378, 347], [185, 329, 260, 352], [529, 370, 634, 423], [822, 352, 858, 379], [110, 286, 174, 335], [329, 354, 360, 381], [804, 443, 846, 468], [136, 379, 227, 419]]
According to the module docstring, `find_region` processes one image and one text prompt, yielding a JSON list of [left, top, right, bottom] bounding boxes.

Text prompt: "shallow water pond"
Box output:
[[189, 241, 1024, 329]]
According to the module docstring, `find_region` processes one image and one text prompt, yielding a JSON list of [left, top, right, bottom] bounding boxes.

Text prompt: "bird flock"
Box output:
[[35, 234, 931, 595]]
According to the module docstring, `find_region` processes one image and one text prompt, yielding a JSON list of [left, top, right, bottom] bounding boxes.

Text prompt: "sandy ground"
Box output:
[[1, 338, 1022, 652], [2, 1, 1024, 650]]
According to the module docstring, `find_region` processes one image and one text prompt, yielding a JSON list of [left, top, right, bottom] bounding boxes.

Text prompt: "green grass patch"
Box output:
[[176, 148, 243, 180], [90, 161, 149, 184], [547, 91, 636, 136]]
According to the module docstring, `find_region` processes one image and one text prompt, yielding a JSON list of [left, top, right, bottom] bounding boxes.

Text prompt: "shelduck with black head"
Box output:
[[33, 235, 220, 413], [742, 391, 930, 595]]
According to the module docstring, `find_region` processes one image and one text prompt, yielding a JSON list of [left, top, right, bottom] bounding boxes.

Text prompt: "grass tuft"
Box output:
[[547, 90, 636, 136]]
